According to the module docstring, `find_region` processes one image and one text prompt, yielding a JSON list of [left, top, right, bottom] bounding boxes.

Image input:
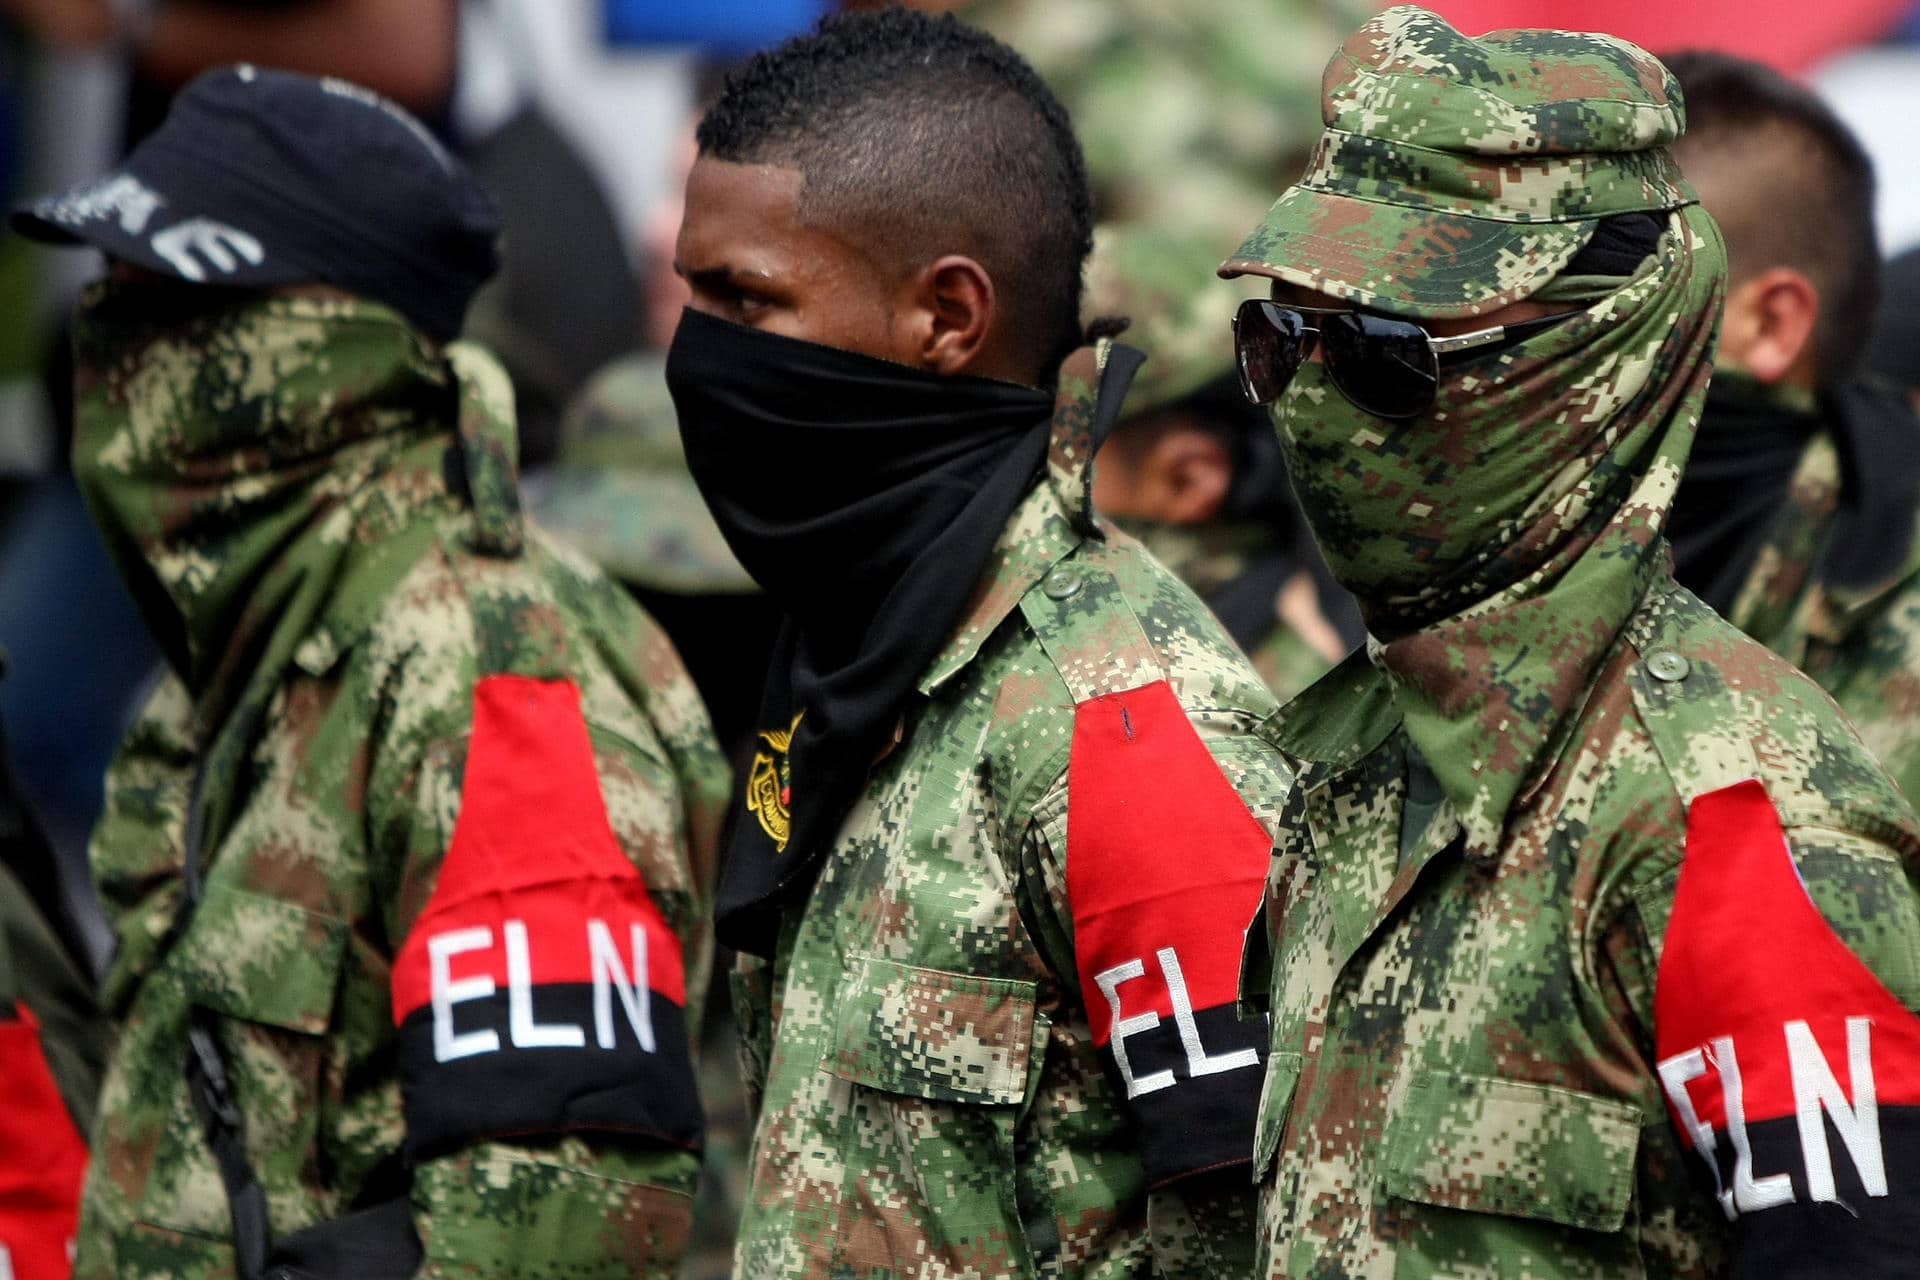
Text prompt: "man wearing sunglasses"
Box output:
[[1226, 7, 1920, 1276]]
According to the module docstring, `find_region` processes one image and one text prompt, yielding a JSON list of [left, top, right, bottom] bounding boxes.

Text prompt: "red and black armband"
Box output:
[[1066, 679, 1272, 1188], [390, 675, 702, 1160], [1655, 779, 1920, 1275]]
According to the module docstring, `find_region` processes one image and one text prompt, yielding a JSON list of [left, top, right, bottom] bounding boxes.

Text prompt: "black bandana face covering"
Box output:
[[666, 306, 1055, 953]]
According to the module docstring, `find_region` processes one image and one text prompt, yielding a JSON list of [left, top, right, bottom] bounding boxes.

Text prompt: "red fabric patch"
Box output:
[[1066, 680, 1271, 1044], [1656, 779, 1920, 1130], [391, 675, 685, 1023], [0, 1002, 88, 1277]]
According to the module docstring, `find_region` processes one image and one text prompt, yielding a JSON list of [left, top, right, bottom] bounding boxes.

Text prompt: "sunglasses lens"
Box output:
[[1233, 300, 1309, 405], [1323, 312, 1438, 419]]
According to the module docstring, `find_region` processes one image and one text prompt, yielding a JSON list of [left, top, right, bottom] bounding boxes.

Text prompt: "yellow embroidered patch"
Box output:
[[747, 712, 803, 852]]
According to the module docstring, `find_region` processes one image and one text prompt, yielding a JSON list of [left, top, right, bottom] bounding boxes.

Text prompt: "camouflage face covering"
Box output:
[[71, 282, 453, 725], [1280, 204, 1727, 852]]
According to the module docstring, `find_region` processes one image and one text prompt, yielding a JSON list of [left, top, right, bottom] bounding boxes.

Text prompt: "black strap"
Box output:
[[186, 1017, 273, 1280]]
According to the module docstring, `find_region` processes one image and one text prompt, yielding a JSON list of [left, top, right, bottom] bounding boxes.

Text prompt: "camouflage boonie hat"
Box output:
[[1219, 5, 1695, 318], [1085, 224, 1264, 419], [534, 355, 756, 596]]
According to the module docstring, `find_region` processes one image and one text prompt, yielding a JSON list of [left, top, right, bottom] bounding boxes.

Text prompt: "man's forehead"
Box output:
[[676, 157, 806, 256]]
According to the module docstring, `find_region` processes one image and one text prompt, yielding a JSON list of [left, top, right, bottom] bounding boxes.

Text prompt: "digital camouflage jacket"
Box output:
[[731, 345, 1293, 1279], [71, 295, 727, 1279]]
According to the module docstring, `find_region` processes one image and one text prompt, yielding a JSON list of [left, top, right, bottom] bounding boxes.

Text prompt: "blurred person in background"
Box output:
[[13, 67, 725, 1279], [962, 0, 1371, 244], [1666, 50, 1920, 805], [0, 701, 105, 1280], [1086, 224, 1361, 699]]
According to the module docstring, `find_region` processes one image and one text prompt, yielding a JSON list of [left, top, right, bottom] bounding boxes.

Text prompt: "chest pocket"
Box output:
[[1382, 1071, 1644, 1239], [817, 954, 1045, 1271], [824, 953, 1041, 1105], [174, 882, 348, 1036]]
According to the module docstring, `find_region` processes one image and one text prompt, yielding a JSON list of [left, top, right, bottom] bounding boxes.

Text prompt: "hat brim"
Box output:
[[9, 157, 310, 289], [533, 465, 757, 597], [1218, 186, 1596, 320]]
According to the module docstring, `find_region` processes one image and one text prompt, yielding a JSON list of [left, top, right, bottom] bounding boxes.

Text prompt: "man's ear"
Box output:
[[1142, 428, 1233, 525], [901, 255, 995, 376], [1719, 267, 1820, 386]]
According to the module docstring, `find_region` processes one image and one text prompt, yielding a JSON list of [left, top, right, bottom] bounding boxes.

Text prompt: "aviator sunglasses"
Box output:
[[1231, 297, 1577, 420]]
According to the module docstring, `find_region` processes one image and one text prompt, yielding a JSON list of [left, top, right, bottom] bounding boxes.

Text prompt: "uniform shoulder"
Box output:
[[347, 522, 707, 760], [1625, 581, 1919, 854], [1017, 529, 1280, 721]]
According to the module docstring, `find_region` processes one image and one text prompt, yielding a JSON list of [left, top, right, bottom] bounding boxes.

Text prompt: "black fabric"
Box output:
[[1696, 1109, 1920, 1278], [15, 66, 496, 342], [263, 1197, 422, 1280], [1104, 1002, 1267, 1188], [1669, 376, 1822, 615], [394, 985, 702, 1161], [1821, 375, 1920, 591], [665, 308, 1057, 955], [1865, 247, 1920, 393], [0, 707, 90, 977], [1563, 211, 1665, 278]]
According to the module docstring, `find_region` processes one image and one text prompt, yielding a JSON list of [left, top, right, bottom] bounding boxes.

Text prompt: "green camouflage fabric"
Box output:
[[1711, 382, 1920, 808], [68, 289, 728, 1279], [962, 0, 1369, 242], [1108, 519, 1336, 704], [1223, 12, 1920, 1274], [533, 354, 756, 596], [1220, 5, 1696, 319], [731, 343, 1293, 1279]]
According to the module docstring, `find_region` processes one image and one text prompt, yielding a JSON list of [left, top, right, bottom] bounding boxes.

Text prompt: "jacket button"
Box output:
[[1645, 649, 1691, 682], [1043, 567, 1084, 600]]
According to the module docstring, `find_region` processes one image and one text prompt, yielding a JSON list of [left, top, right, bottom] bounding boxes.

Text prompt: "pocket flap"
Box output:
[[1253, 1051, 1304, 1179], [1383, 1071, 1642, 1232], [173, 882, 349, 1035], [823, 954, 1039, 1106]]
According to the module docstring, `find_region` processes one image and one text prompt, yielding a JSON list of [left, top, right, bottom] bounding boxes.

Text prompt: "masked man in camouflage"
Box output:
[[1223, 9, 1920, 1275], [1662, 52, 1920, 809], [12, 67, 727, 1279], [666, 11, 1291, 1277]]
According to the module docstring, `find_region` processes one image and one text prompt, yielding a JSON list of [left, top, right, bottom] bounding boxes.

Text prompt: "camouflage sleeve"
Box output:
[[1607, 783, 1920, 1274], [376, 672, 707, 1278]]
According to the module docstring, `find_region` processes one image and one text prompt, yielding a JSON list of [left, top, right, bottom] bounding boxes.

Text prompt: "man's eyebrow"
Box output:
[[676, 263, 775, 290]]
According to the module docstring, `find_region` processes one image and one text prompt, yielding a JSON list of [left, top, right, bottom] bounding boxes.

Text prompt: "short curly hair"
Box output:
[[698, 8, 1094, 375]]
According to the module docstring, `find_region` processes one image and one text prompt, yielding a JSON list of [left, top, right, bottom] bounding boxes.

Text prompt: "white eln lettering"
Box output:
[[150, 217, 264, 281], [1787, 1017, 1887, 1201], [589, 920, 655, 1051], [1713, 1034, 1797, 1213], [429, 927, 498, 1063], [1158, 946, 1258, 1078], [1658, 1046, 1734, 1219], [504, 921, 586, 1049], [1095, 958, 1174, 1098]]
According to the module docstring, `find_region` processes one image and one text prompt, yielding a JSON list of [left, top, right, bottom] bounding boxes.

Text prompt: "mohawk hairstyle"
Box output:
[[1667, 50, 1880, 378], [698, 8, 1094, 376]]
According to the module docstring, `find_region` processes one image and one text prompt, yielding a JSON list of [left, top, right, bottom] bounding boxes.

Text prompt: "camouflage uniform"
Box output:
[[71, 292, 727, 1279], [1704, 379, 1920, 808], [1085, 224, 1355, 703], [732, 343, 1293, 1278], [1223, 9, 1920, 1276]]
